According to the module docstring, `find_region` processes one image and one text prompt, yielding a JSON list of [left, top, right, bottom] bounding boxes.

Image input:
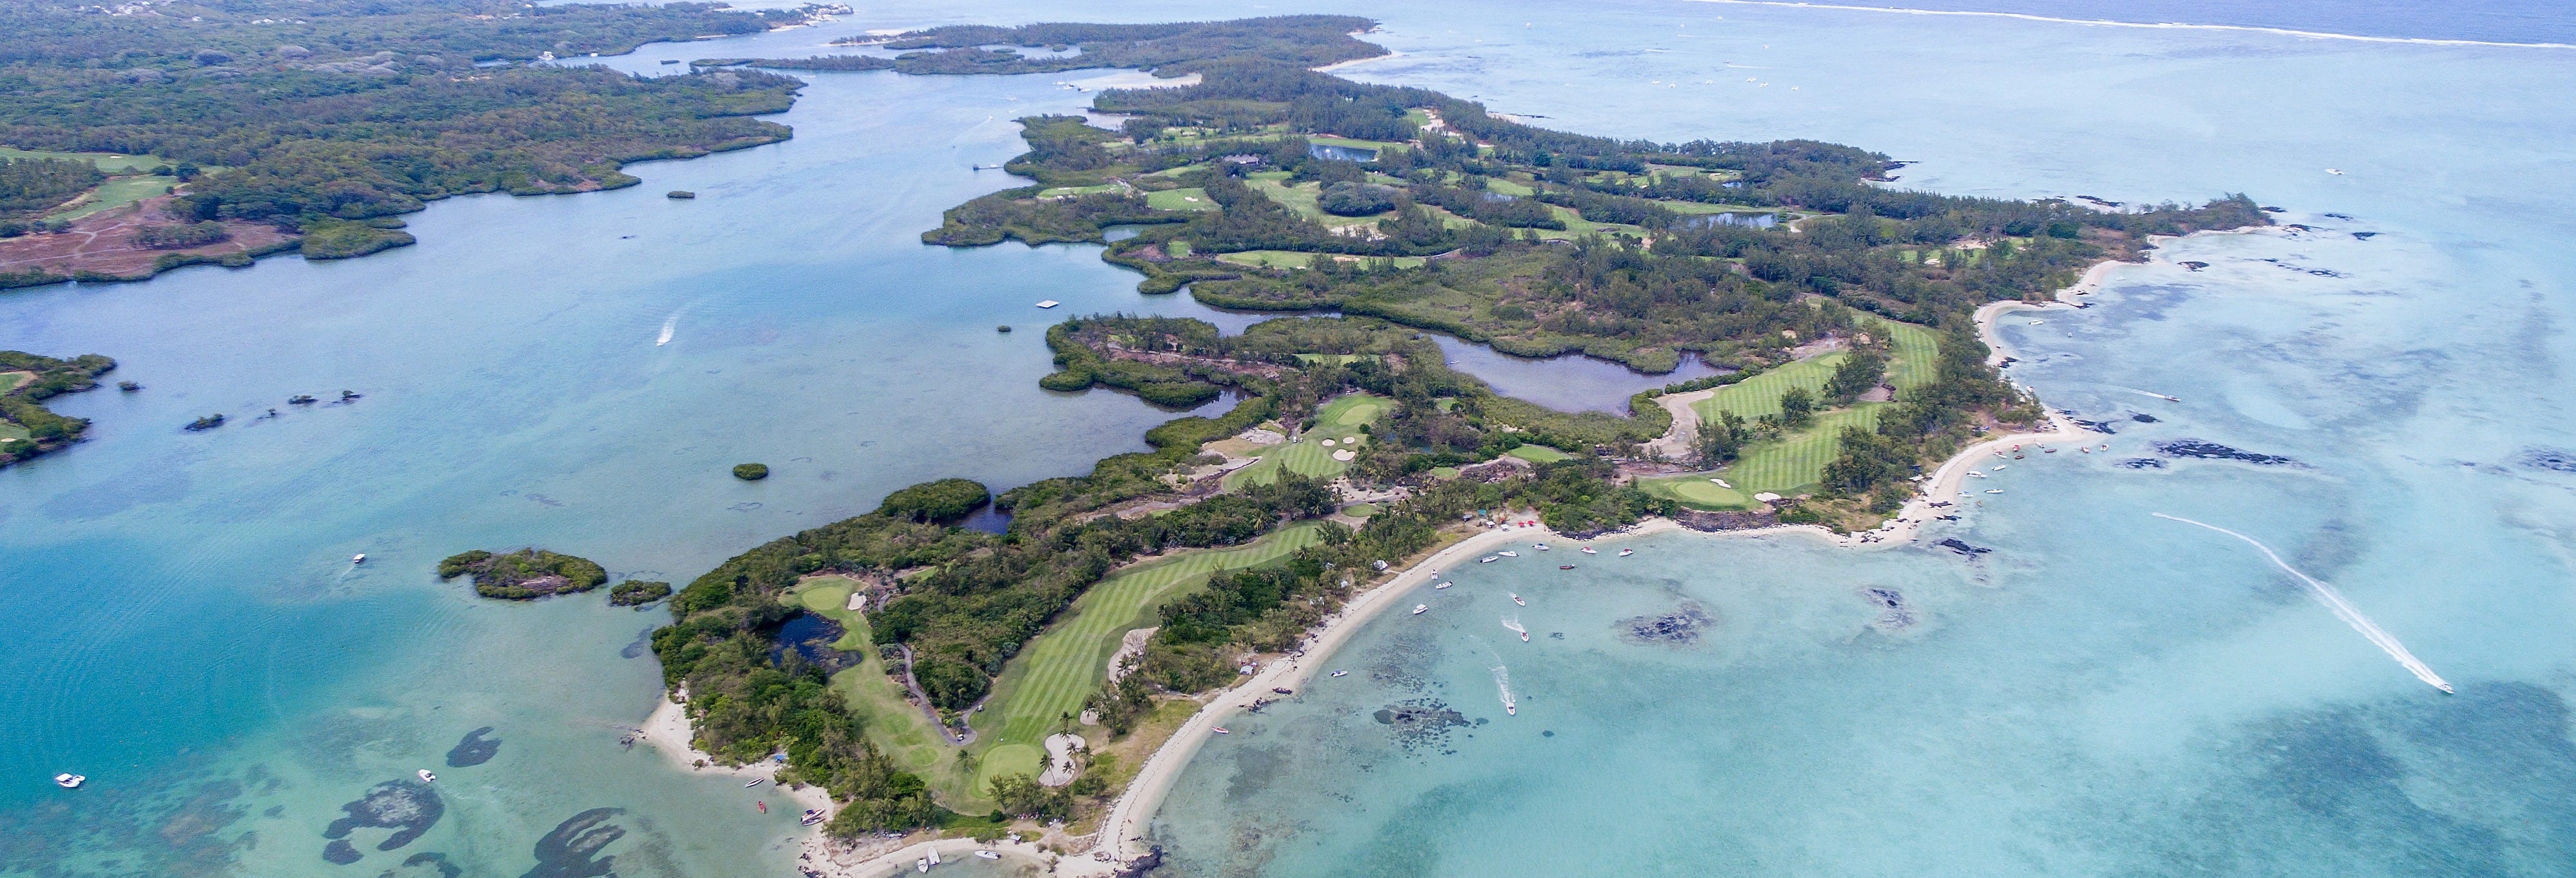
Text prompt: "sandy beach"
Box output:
[[1311, 48, 1402, 72]]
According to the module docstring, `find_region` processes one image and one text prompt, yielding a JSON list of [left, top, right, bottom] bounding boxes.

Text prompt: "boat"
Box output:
[[1273, 687, 1293, 695], [1533, 544, 1549, 551], [1034, 300, 1060, 308], [352, 554, 366, 564], [1558, 564, 1575, 570], [2326, 168, 2344, 175], [1505, 703, 1516, 715], [976, 851, 1001, 860], [54, 773, 83, 789], [916, 858, 928, 873], [2042, 447, 2058, 454], [1617, 548, 1634, 557], [1510, 594, 1524, 606], [1520, 630, 1529, 642], [1580, 546, 1596, 554], [1497, 551, 1518, 558], [1213, 727, 1230, 734], [417, 770, 435, 783], [801, 808, 825, 825], [1479, 556, 1498, 564], [1434, 581, 1453, 589], [1331, 670, 1348, 677], [745, 777, 764, 788], [1985, 489, 2004, 494], [288, 394, 316, 404], [1967, 471, 1986, 478], [929, 848, 940, 866], [1994, 464, 2008, 470], [1411, 604, 1428, 615]]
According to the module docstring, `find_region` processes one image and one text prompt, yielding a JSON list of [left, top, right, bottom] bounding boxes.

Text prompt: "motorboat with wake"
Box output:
[[1617, 548, 1634, 557], [54, 773, 83, 789], [352, 554, 366, 564], [1510, 594, 1524, 606]]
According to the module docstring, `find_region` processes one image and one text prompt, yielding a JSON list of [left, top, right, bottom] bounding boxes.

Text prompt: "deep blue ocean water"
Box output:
[[5, 1, 2573, 875]]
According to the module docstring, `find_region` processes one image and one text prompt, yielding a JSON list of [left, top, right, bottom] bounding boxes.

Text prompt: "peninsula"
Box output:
[[0, 350, 116, 468], [642, 15, 2270, 876]]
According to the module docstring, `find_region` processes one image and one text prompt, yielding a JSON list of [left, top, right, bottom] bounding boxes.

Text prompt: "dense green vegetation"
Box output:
[[703, 15, 1385, 76], [733, 463, 770, 481], [0, 350, 116, 466], [436, 548, 609, 600], [0, 157, 102, 219], [0, 0, 812, 261], [630, 14, 2267, 832], [609, 580, 672, 607]]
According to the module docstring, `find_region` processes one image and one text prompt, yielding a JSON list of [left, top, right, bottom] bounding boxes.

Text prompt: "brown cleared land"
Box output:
[[0, 196, 294, 286]]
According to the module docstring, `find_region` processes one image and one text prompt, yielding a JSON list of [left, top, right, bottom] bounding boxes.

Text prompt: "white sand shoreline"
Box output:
[[649, 228, 2273, 875]]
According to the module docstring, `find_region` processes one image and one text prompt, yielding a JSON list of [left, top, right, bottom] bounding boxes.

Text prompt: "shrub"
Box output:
[[878, 478, 991, 523], [132, 222, 232, 250], [1317, 181, 1398, 216], [610, 580, 673, 606]]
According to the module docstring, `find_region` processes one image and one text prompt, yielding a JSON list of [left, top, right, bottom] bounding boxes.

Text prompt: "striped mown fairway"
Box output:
[[1649, 316, 1941, 508], [970, 522, 1327, 792], [1729, 406, 1884, 495], [1691, 353, 1847, 424], [1858, 314, 1942, 392]]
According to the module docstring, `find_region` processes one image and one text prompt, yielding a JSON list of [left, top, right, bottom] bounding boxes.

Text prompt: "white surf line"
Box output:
[[2153, 513, 2453, 693], [1682, 0, 2576, 50]]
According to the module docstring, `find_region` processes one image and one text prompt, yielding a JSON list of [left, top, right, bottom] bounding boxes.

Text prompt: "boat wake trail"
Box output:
[[2112, 386, 2181, 402], [1500, 616, 1525, 635], [2153, 513, 2452, 693], [1491, 663, 1517, 713], [656, 315, 678, 346]]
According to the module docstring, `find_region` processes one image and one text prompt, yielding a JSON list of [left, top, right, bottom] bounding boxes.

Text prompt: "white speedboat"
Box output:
[[801, 808, 826, 825], [1519, 630, 1529, 643], [352, 554, 366, 564], [1617, 548, 1634, 557], [1579, 546, 1596, 554], [1497, 551, 1518, 558], [1434, 581, 1453, 590], [1331, 670, 1348, 677], [1966, 471, 1986, 478], [976, 850, 1001, 860], [1993, 463, 2008, 470], [1213, 727, 1230, 734], [1411, 604, 1428, 615], [745, 777, 764, 788], [1533, 544, 1549, 551], [929, 848, 940, 866], [417, 770, 436, 783], [54, 773, 83, 789], [1510, 594, 1524, 606], [916, 858, 928, 873], [1479, 555, 1498, 563], [1985, 489, 2004, 494]]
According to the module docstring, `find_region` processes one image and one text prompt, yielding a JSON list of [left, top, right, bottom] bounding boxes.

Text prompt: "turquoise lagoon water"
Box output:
[[6, 1, 2576, 876]]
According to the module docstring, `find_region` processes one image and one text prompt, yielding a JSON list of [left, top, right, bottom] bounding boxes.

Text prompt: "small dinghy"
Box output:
[[1411, 604, 1428, 615], [1985, 489, 2004, 494], [1434, 581, 1453, 590], [1479, 555, 1498, 564], [1558, 564, 1575, 570], [1497, 551, 1518, 558], [745, 777, 764, 788], [1533, 544, 1549, 551], [916, 858, 929, 873], [1579, 546, 1596, 554], [1617, 548, 1634, 557], [976, 851, 1001, 860], [417, 770, 435, 783], [1213, 727, 1230, 734], [54, 773, 84, 789], [1510, 594, 1524, 606], [352, 554, 367, 564], [1331, 670, 1348, 677], [929, 848, 940, 866]]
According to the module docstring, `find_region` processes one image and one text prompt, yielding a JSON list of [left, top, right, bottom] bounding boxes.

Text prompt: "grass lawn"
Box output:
[[1858, 314, 1941, 392], [0, 370, 32, 393], [969, 522, 1327, 793], [1145, 187, 1216, 211], [1727, 406, 1883, 495], [1505, 444, 1574, 463], [0, 422, 31, 447], [1, 146, 166, 174], [1223, 392, 1389, 488], [778, 576, 969, 804], [1215, 250, 1424, 271], [1636, 474, 1753, 508], [1691, 354, 1847, 424], [48, 175, 177, 221]]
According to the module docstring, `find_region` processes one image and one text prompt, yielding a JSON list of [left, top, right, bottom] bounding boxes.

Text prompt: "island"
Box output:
[[0, 0, 826, 290], [437, 548, 609, 601], [0, 350, 116, 467], [641, 16, 2269, 873]]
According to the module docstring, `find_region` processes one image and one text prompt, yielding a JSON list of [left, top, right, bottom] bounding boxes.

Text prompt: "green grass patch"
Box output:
[[1505, 444, 1575, 464], [1728, 406, 1883, 495], [47, 175, 176, 221], [0, 371, 31, 394], [0, 146, 166, 174], [1691, 354, 1847, 424], [1223, 392, 1390, 489], [1857, 314, 1941, 392], [1145, 187, 1217, 211], [969, 522, 1328, 793], [779, 576, 968, 804], [1635, 474, 1755, 510]]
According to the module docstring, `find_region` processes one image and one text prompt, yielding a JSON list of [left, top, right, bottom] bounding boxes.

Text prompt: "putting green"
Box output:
[[1667, 479, 1748, 506], [1223, 392, 1389, 489]]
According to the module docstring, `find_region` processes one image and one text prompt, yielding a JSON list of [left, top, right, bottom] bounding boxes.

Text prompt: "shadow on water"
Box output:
[[1428, 335, 1727, 414]]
